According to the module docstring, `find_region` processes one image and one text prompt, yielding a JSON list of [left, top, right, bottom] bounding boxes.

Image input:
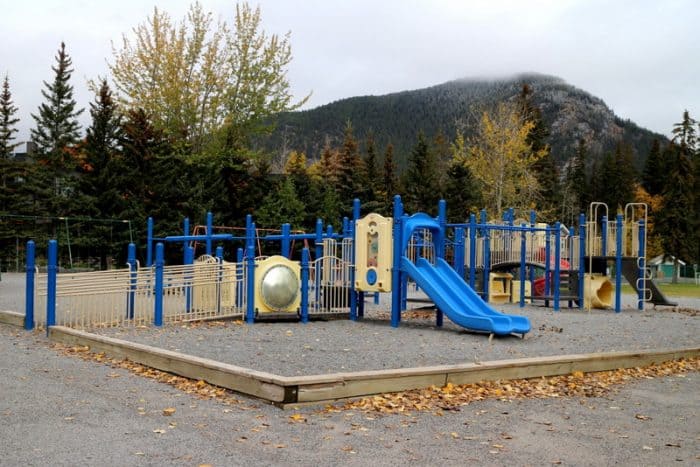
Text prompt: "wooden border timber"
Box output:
[[0, 310, 24, 327], [48, 326, 699, 406]]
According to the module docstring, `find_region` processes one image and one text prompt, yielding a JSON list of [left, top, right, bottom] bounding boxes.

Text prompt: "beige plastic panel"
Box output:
[[488, 272, 512, 304], [355, 213, 393, 292], [254, 255, 301, 313]]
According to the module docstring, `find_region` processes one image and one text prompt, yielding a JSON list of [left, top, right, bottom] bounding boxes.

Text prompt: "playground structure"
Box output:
[[23, 196, 673, 337]]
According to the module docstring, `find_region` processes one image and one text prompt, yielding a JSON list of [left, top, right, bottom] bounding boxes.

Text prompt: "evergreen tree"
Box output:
[[31, 42, 84, 170], [361, 130, 384, 213], [656, 144, 695, 281], [0, 75, 20, 157], [30, 42, 84, 216], [642, 139, 665, 195], [78, 80, 123, 268], [403, 131, 441, 213], [596, 142, 637, 212], [569, 138, 589, 214], [671, 110, 697, 154], [256, 177, 304, 229], [381, 142, 399, 214], [335, 121, 364, 210], [444, 160, 481, 222], [518, 84, 560, 219]]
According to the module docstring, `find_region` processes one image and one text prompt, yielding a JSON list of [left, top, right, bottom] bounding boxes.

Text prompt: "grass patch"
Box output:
[[620, 282, 700, 298]]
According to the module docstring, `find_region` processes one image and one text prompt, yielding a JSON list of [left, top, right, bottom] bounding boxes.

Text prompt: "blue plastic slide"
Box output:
[[401, 256, 531, 335]]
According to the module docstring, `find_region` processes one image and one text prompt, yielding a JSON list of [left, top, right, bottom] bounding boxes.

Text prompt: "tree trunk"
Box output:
[[672, 258, 679, 284]]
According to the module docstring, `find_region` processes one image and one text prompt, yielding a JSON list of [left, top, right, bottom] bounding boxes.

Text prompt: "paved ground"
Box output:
[[2, 272, 699, 465], [1, 323, 698, 466]]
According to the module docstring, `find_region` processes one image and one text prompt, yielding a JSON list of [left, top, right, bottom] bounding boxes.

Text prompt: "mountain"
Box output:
[[264, 73, 665, 173]]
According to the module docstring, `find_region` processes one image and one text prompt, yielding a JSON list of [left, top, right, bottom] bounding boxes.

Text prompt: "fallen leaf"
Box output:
[[162, 407, 176, 416], [635, 414, 651, 421], [642, 445, 653, 451], [289, 413, 306, 423], [152, 429, 166, 434]]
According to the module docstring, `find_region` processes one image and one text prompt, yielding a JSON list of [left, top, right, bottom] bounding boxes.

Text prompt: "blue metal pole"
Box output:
[[24, 240, 35, 330], [601, 215, 608, 257], [185, 246, 194, 313], [554, 222, 561, 311], [529, 210, 536, 285], [205, 211, 213, 256], [154, 242, 164, 326], [352, 198, 361, 220], [147, 217, 154, 267], [300, 248, 309, 323], [520, 224, 526, 308], [469, 213, 476, 289], [281, 223, 291, 258], [578, 214, 586, 309], [246, 244, 255, 323], [483, 229, 491, 302], [245, 214, 254, 252], [183, 217, 190, 263], [391, 195, 402, 328], [46, 239, 57, 330], [127, 243, 137, 319], [544, 224, 551, 304], [315, 219, 324, 260], [638, 220, 646, 311], [401, 214, 408, 311], [454, 227, 465, 278], [615, 214, 623, 313]]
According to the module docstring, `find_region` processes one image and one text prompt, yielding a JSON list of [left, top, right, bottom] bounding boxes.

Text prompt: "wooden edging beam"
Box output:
[[0, 310, 24, 327], [47, 326, 699, 407]]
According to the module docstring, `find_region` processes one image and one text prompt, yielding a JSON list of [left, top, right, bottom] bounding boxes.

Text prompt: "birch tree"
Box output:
[[453, 102, 545, 217]]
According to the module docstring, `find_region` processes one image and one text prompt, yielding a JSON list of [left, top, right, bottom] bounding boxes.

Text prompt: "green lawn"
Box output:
[[620, 282, 700, 298]]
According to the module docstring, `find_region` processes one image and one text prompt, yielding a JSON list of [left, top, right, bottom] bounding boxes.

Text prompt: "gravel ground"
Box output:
[[2, 272, 699, 377], [1, 323, 699, 466]]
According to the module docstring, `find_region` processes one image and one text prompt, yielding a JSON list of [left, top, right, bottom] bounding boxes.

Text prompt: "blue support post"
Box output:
[[391, 195, 403, 328], [469, 214, 476, 289], [127, 243, 137, 319], [154, 243, 164, 326], [401, 214, 408, 311], [300, 248, 309, 323], [315, 219, 324, 260], [246, 244, 255, 323], [638, 220, 646, 311], [529, 210, 536, 284], [205, 211, 213, 256], [615, 214, 623, 313], [184, 246, 194, 313], [483, 228, 491, 302], [147, 217, 154, 266], [46, 239, 58, 331], [245, 214, 254, 252], [601, 215, 608, 257], [24, 240, 35, 330], [216, 246, 224, 314], [183, 217, 190, 263], [281, 223, 291, 258], [578, 214, 586, 309], [519, 225, 527, 308], [569, 224, 576, 308], [544, 225, 551, 305], [554, 222, 561, 311], [454, 227, 465, 279], [374, 292, 380, 305]]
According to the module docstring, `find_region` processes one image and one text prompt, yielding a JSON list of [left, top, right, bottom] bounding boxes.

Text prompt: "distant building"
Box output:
[[10, 141, 37, 162]]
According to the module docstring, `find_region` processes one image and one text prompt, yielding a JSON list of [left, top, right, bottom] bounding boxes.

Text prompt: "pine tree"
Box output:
[[569, 139, 589, 214], [596, 142, 637, 212], [642, 139, 664, 195], [31, 42, 84, 170], [444, 160, 481, 222], [403, 131, 441, 213], [671, 110, 697, 154], [30, 42, 84, 216], [0, 75, 20, 158], [656, 144, 695, 282], [78, 79, 122, 268], [382, 142, 399, 214], [256, 177, 304, 229], [518, 84, 560, 219], [336, 121, 363, 209]]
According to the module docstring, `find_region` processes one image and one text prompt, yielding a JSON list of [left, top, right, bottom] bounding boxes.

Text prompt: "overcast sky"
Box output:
[[2, 0, 698, 143]]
